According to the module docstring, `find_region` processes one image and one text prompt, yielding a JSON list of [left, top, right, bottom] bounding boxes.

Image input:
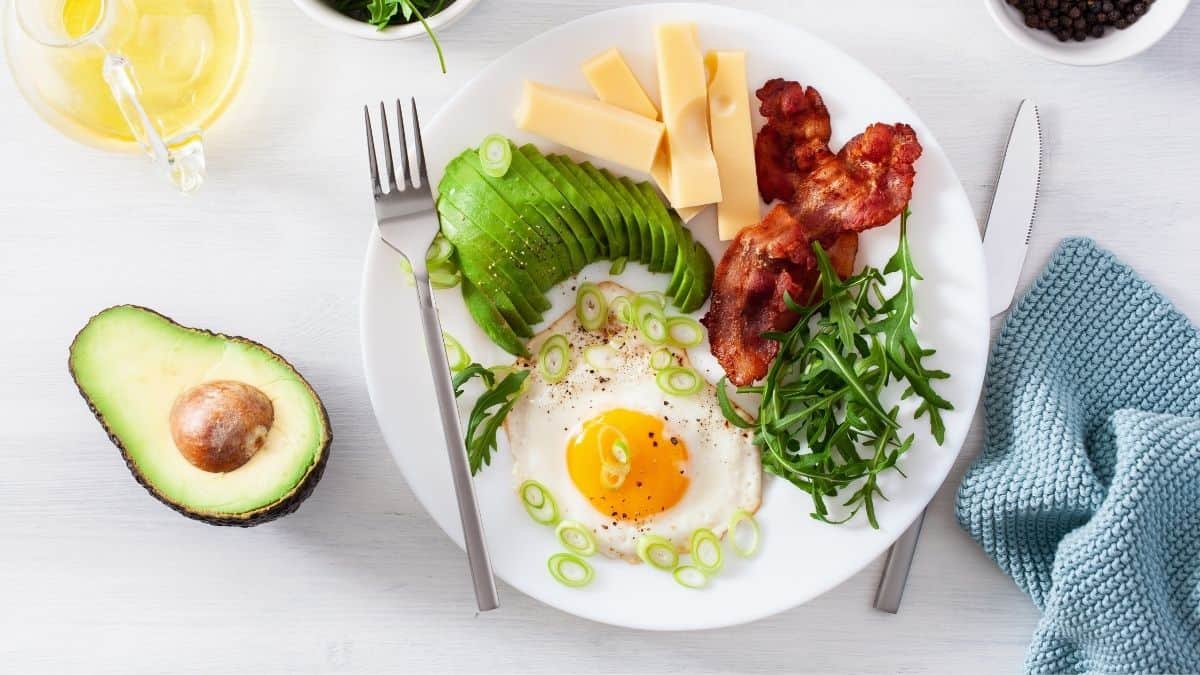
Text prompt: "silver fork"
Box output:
[[364, 99, 499, 612]]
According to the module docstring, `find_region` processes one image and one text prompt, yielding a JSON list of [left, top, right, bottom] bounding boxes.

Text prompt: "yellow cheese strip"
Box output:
[[583, 48, 660, 121], [515, 81, 665, 174], [705, 51, 760, 240], [655, 23, 722, 208], [579, 48, 707, 223]]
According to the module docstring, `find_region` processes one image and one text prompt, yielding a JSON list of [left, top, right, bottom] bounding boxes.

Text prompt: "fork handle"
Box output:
[[413, 274, 500, 612]]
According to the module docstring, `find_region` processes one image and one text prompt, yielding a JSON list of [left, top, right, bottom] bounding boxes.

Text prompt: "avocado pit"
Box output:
[[169, 380, 274, 473]]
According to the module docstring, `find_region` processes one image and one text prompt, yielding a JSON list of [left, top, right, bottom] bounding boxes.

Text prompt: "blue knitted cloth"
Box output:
[[956, 238, 1200, 674]]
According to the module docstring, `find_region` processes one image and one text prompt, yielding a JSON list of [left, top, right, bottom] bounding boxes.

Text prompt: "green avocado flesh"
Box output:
[[438, 142, 715, 356], [69, 306, 331, 525]]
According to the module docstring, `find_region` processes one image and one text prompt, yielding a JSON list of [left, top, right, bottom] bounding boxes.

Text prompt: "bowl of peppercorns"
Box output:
[[986, 0, 1192, 65]]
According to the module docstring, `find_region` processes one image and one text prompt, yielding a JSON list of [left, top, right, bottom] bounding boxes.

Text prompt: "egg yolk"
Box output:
[[566, 408, 689, 524]]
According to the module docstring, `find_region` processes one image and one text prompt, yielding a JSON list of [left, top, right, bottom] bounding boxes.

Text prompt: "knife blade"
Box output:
[[983, 99, 1042, 317], [873, 99, 1042, 614]]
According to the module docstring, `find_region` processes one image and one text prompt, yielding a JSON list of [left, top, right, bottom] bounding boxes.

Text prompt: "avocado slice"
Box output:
[[548, 155, 627, 260], [68, 306, 331, 526], [636, 182, 682, 276], [519, 145, 609, 259], [438, 199, 549, 321], [458, 151, 587, 274], [619, 175, 667, 273], [441, 158, 563, 289], [581, 162, 642, 264], [462, 277, 528, 357], [680, 241, 715, 312], [506, 145, 601, 262]]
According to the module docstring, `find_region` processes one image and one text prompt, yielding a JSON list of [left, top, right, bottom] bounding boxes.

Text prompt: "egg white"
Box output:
[[505, 282, 762, 562]]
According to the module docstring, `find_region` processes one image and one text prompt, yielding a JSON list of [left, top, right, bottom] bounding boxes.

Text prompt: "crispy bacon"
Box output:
[[703, 80, 922, 386], [754, 79, 833, 203]]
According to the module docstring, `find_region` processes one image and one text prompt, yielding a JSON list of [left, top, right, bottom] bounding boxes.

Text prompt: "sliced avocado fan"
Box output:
[[437, 141, 715, 356], [69, 306, 331, 526]]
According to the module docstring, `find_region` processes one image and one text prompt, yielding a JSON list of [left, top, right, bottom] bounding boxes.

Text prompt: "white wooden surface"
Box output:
[[2, 1, 1197, 672]]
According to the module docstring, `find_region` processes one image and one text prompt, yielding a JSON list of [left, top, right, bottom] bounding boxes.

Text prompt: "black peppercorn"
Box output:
[[1010, 0, 1153, 39]]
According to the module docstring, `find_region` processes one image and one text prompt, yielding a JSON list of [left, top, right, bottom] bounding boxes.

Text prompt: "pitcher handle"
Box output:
[[102, 53, 205, 193]]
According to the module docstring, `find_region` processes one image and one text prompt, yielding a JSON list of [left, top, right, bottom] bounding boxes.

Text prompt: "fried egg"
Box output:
[[505, 282, 762, 562]]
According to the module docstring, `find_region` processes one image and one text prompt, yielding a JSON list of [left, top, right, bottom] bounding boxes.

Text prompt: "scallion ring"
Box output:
[[425, 234, 454, 266], [600, 463, 628, 490], [656, 367, 703, 397], [538, 334, 571, 383], [575, 282, 608, 331], [672, 565, 708, 589], [429, 267, 461, 289], [555, 520, 598, 557], [728, 508, 760, 557], [638, 291, 667, 308], [690, 528, 723, 575], [640, 314, 668, 345], [519, 480, 559, 525], [442, 332, 469, 372], [649, 347, 675, 371], [478, 134, 513, 178], [666, 316, 705, 348], [583, 344, 619, 372], [547, 552, 594, 588], [609, 295, 634, 324], [636, 534, 679, 570]]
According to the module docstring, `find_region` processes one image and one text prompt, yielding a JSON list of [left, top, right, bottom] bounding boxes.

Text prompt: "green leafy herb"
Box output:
[[716, 210, 952, 528], [453, 362, 529, 473], [335, 0, 450, 73]]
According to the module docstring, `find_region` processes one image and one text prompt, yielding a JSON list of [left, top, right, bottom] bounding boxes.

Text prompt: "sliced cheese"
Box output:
[[583, 48, 660, 121], [515, 81, 665, 174], [705, 51, 760, 239], [650, 151, 707, 222], [655, 23, 722, 209]]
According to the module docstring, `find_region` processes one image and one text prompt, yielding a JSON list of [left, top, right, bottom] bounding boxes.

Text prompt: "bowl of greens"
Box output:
[[293, 0, 479, 66]]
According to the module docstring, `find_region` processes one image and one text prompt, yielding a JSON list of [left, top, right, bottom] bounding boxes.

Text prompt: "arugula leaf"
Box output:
[[336, 0, 451, 73], [453, 363, 529, 474]]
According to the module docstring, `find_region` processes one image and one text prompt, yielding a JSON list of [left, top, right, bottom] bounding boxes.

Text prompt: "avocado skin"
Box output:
[[68, 305, 332, 527]]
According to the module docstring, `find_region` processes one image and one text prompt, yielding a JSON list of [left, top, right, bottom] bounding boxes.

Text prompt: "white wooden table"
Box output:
[[2, 1, 1197, 672]]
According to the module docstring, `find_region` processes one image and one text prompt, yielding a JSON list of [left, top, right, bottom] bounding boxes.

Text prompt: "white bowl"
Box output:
[[985, 0, 1191, 65], [292, 0, 482, 40]]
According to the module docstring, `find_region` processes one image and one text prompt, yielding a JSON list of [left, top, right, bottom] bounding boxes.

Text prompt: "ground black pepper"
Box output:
[[1007, 0, 1156, 41]]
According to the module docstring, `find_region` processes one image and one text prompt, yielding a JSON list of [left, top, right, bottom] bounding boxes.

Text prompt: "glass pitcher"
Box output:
[[3, 0, 252, 192]]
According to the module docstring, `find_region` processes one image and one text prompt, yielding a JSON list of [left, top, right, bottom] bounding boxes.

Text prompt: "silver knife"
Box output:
[[873, 99, 1042, 613]]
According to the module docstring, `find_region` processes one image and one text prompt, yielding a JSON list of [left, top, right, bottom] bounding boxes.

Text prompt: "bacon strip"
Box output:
[[704, 80, 922, 386]]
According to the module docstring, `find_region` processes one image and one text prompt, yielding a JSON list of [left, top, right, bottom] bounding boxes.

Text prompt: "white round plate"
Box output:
[[361, 3, 988, 630]]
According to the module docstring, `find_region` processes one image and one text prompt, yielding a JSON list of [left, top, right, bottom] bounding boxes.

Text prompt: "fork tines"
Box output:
[[363, 98, 429, 197]]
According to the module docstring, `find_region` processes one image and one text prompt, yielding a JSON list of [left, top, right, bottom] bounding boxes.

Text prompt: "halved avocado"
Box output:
[[68, 306, 331, 526]]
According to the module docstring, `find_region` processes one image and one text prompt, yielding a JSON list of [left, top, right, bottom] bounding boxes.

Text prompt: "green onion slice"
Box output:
[[672, 565, 708, 589], [638, 291, 667, 308], [426, 234, 454, 265], [640, 314, 668, 345], [538, 334, 571, 383], [666, 316, 705, 348], [636, 534, 679, 570], [583, 344, 618, 372], [690, 528, 723, 575], [656, 367, 703, 396], [575, 282, 608, 331], [555, 520, 598, 557], [429, 267, 461, 289], [728, 508, 760, 558], [600, 463, 628, 490], [519, 480, 559, 525], [609, 295, 634, 324], [547, 552, 594, 588], [398, 258, 415, 287], [442, 332, 469, 372], [609, 257, 627, 275], [478, 134, 513, 178], [649, 347, 675, 371]]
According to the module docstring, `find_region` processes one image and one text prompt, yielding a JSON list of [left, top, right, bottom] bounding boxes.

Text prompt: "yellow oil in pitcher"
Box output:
[[6, 0, 251, 149]]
